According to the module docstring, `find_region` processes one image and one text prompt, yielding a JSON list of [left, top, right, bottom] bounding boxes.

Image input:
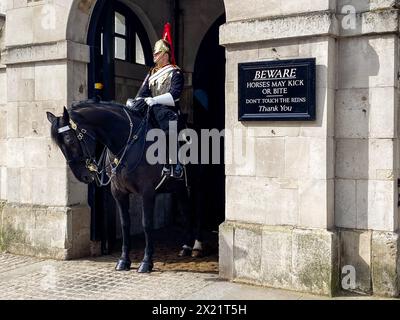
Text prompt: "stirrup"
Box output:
[[161, 165, 171, 177], [171, 164, 184, 179]]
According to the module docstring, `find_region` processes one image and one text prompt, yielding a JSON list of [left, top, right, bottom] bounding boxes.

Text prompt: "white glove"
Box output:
[[145, 97, 156, 107], [126, 97, 143, 107], [145, 93, 175, 107], [126, 98, 135, 108]]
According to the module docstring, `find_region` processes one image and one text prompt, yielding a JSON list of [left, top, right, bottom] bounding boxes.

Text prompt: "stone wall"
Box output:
[[220, 222, 339, 296], [0, 1, 6, 203], [334, 0, 400, 296], [220, 0, 400, 297], [0, 0, 90, 259]]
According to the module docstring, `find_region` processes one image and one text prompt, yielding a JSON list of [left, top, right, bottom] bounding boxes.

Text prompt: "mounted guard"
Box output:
[[127, 23, 184, 179]]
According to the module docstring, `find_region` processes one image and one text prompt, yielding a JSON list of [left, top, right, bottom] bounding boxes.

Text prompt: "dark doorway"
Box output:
[[88, 0, 153, 102], [86, 1, 226, 256], [87, 0, 153, 254], [192, 14, 226, 231]]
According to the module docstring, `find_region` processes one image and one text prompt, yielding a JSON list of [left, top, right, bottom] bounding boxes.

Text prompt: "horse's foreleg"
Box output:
[[114, 194, 131, 271], [138, 191, 155, 273]]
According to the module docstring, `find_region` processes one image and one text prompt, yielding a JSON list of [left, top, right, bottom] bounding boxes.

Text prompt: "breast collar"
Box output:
[[148, 64, 178, 84]]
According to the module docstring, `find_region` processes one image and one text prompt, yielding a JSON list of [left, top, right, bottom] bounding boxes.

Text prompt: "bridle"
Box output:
[[58, 119, 98, 169], [58, 106, 149, 187]]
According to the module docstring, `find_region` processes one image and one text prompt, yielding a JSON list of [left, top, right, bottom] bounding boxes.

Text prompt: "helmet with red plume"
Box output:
[[153, 22, 176, 65]]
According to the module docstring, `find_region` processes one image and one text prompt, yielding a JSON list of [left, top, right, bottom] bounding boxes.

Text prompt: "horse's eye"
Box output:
[[64, 134, 73, 145]]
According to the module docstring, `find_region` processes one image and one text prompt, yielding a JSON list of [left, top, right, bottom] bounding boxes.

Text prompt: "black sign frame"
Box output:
[[238, 58, 316, 121]]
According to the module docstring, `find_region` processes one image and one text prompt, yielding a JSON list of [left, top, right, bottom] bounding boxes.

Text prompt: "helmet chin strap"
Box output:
[[154, 52, 164, 65]]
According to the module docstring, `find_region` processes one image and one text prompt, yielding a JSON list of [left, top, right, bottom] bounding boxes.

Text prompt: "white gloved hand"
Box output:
[[145, 97, 156, 107], [145, 93, 175, 107], [126, 98, 135, 108]]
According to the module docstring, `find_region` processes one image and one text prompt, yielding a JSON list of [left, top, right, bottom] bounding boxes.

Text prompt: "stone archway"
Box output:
[[63, 0, 228, 252], [66, 0, 158, 47], [0, 0, 229, 261], [41, 0, 228, 258], [65, 0, 228, 73]]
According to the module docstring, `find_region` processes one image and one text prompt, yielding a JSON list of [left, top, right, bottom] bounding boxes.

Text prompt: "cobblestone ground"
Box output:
[[0, 252, 220, 300], [0, 252, 396, 300], [1, 228, 395, 301], [0, 229, 227, 300]]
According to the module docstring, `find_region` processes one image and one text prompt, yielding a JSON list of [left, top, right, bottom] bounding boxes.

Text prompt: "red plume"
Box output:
[[162, 23, 176, 65]]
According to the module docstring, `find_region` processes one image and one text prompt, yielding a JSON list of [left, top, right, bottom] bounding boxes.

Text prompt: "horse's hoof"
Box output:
[[178, 248, 192, 257], [137, 261, 153, 273], [115, 259, 131, 271], [191, 249, 204, 258]]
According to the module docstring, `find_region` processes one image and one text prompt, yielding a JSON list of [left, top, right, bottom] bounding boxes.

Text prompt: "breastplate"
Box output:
[[149, 70, 173, 97]]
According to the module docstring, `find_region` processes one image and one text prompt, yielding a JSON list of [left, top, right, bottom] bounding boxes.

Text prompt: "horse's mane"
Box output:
[[68, 99, 127, 112], [50, 100, 141, 145]]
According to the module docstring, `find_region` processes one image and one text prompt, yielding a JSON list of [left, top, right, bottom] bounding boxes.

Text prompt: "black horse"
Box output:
[[47, 100, 192, 273]]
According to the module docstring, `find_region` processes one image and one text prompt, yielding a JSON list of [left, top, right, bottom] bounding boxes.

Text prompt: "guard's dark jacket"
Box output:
[[137, 64, 184, 131]]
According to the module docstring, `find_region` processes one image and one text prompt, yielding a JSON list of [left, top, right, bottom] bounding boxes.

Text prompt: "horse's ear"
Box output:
[[63, 107, 70, 122], [46, 112, 56, 124]]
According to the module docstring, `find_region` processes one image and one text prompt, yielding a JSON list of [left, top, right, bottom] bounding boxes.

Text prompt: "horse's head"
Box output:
[[47, 107, 96, 184]]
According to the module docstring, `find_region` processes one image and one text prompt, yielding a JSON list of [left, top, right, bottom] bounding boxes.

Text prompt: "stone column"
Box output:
[[0, 0, 91, 259], [220, 0, 400, 297], [335, 0, 400, 297], [220, 0, 338, 296], [0, 3, 6, 204]]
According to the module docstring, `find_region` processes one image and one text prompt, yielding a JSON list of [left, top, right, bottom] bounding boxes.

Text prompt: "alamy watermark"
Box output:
[[341, 265, 357, 291], [341, 5, 357, 31], [145, 122, 254, 166], [40, 265, 57, 290], [40, 1, 56, 31], [37, 4, 357, 32]]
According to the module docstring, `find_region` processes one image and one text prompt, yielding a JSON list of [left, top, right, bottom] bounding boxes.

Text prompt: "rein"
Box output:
[[58, 105, 150, 187]]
